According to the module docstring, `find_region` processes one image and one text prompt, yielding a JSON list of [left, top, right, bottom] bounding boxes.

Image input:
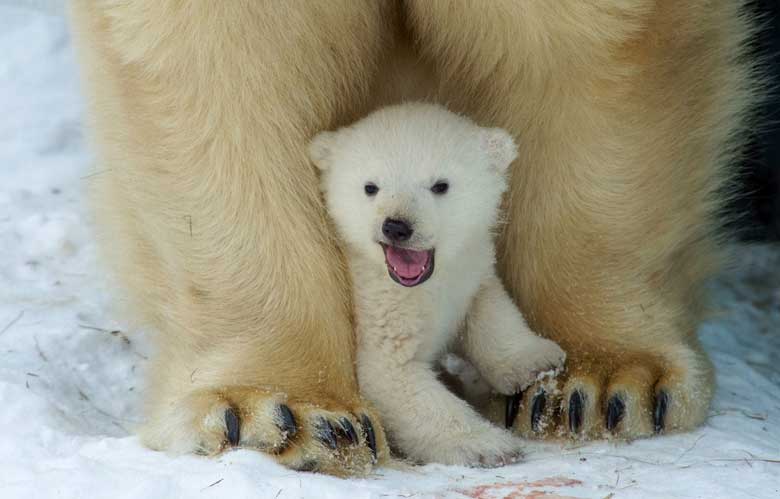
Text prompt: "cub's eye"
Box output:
[[364, 183, 379, 196], [431, 181, 449, 195]]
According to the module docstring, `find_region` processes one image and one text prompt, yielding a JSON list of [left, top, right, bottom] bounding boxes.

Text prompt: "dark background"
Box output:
[[737, 0, 780, 241]]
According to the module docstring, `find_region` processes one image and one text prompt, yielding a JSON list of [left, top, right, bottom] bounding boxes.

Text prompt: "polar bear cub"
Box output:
[[309, 103, 565, 467]]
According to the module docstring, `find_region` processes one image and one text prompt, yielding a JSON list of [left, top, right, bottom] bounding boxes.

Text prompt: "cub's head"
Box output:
[[309, 103, 517, 287]]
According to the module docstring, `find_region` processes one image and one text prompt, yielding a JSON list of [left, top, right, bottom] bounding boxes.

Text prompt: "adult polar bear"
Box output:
[[68, 1, 756, 474]]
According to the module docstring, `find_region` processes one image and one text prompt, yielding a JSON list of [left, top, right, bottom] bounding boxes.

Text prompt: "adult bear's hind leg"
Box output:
[[408, 0, 756, 439]]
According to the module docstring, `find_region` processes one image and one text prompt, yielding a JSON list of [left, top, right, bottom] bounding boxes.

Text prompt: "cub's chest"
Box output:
[[369, 277, 478, 355]]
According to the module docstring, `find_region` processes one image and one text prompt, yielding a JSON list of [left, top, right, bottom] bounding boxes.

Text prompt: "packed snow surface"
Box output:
[[1, 6, 778, 499]]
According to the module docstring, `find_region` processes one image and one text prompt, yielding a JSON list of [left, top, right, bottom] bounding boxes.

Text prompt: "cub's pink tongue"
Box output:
[[384, 246, 428, 279]]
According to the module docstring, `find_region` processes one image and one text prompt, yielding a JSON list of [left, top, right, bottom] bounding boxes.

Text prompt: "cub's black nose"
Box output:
[[382, 218, 413, 242]]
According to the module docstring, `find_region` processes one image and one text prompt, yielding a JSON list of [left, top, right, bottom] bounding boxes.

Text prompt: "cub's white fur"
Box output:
[[310, 103, 565, 466]]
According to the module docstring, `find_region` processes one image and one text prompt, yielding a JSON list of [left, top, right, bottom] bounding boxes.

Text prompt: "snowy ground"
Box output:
[[1, 6, 778, 499]]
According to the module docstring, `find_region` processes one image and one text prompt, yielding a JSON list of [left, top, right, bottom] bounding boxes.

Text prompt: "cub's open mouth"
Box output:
[[381, 244, 435, 287]]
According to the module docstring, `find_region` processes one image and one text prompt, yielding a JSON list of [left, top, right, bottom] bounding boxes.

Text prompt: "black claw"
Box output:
[[506, 392, 522, 429], [606, 395, 625, 432], [360, 414, 377, 461], [224, 407, 240, 446], [654, 390, 669, 433], [531, 391, 547, 432], [337, 417, 359, 445], [314, 418, 338, 449], [568, 390, 584, 434], [276, 404, 297, 439]]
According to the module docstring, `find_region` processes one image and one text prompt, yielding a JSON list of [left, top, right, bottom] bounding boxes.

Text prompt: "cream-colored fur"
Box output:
[[310, 104, 564, 466], [66, 0, 394, 475], [67, 0, 758, 475], [402, 0, 756, 439]]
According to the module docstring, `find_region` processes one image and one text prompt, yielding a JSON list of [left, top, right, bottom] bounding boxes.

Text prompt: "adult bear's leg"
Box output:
[[69, 1, 393, 474], [407, 1, 757, 438]]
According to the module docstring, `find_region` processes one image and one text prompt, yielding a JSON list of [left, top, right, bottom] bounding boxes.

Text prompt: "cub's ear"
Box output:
[[480, 127, 518, 172], [308, 131, 338, 171]]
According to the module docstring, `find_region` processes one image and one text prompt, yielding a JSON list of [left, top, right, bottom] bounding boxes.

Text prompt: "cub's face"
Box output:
[[309, 104, 517, 287]]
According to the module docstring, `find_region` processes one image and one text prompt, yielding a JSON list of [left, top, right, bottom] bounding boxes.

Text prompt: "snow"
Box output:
[[0, 6, 778, 499]]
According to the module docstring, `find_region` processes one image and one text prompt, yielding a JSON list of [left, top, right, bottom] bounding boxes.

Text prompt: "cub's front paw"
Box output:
[[140, 388, 387, 476], [480, 336, 566, 396]]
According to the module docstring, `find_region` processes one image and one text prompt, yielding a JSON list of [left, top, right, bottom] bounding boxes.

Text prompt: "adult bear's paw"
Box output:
[[502, 342, 714, 440], [140, 388, 387, 476]]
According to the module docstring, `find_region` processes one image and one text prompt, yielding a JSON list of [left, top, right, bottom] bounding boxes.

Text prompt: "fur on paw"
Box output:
[[434, 427, 524, 468], [401, 420, 524, 468], [481, 336, 566, 396], [501, 343, 713, 440], [141, 388, 387, 476]]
